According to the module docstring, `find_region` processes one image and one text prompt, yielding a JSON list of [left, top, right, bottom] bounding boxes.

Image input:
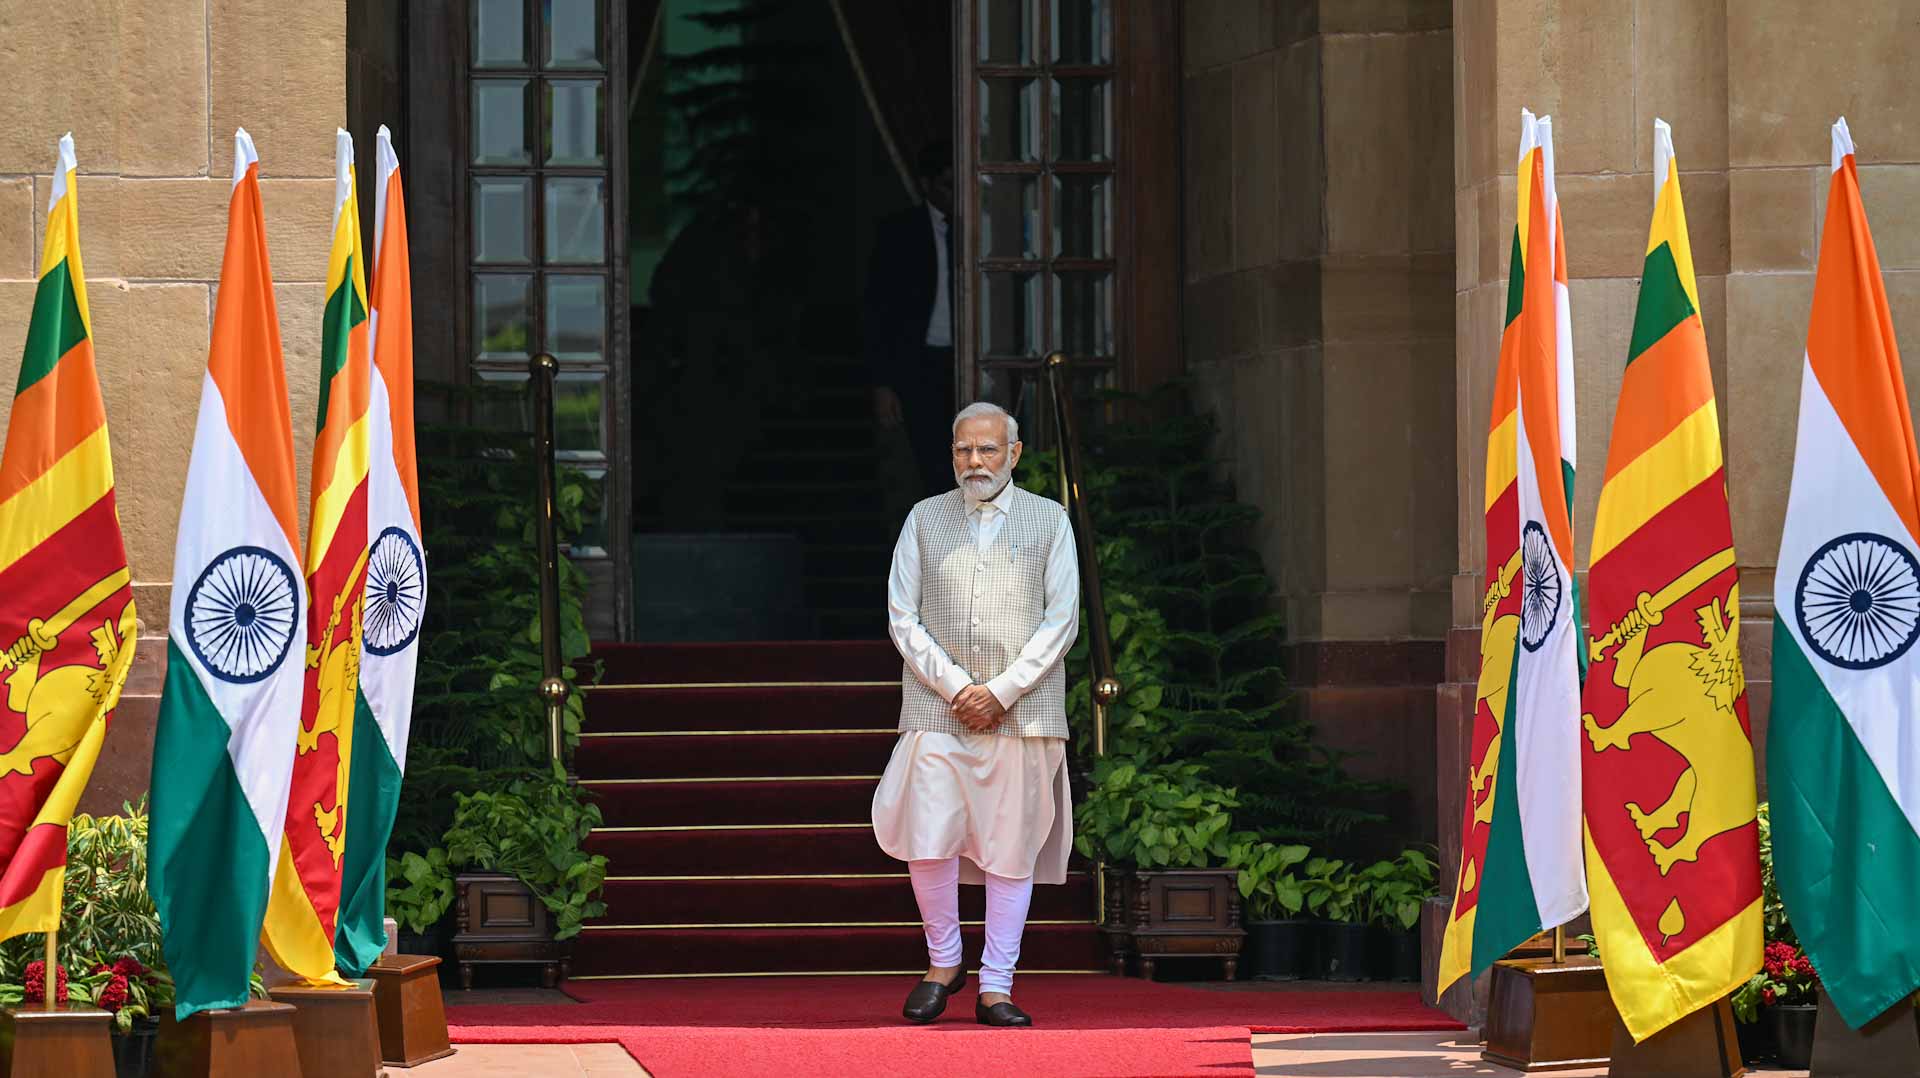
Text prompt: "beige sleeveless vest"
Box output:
[[897, 486, 1071, 739]]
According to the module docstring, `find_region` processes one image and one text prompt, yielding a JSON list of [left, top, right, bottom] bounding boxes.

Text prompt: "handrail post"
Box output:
[[1043, 353, 1121, 753], [1046, 351, 1121, 935], [530, 352, 570, 768]]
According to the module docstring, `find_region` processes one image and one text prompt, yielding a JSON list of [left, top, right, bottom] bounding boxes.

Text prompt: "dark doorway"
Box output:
[[625, 1, 954, 641]]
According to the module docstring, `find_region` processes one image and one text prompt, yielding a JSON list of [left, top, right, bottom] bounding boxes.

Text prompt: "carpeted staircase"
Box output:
[[574, 640, 1106, 978]]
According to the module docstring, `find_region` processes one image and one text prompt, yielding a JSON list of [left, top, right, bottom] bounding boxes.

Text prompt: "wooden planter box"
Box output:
[[1101, 867, 1246, 981], [451, 873, 570, 989]]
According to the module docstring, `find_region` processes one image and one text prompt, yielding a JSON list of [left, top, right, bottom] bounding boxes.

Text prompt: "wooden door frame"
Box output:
[[405, 0, 634, 641], [950, 0, 1183, 406]]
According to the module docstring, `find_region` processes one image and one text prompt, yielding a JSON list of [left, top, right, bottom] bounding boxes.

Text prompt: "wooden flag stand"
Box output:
[[0, 931, 115, 1078], [267, 980, 385, 1078], [1481, 927, 1616, 1072], [365, 955, 453, 1068], [1809, 991, 1920, 1077], [155, 999, 299, 1078], [1606, 995, 1742, 1077]]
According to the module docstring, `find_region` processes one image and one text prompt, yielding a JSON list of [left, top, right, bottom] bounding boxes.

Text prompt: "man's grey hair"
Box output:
[[951, 401, 1019, 444]]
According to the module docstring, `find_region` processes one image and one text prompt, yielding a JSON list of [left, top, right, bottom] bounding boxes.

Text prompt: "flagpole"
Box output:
[[44, 929, 55, 1011], [1551, 924, 1565, 965]]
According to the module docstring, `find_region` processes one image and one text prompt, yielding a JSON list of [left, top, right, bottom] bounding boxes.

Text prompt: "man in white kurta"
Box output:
[[871, 402, 1079, 1028]]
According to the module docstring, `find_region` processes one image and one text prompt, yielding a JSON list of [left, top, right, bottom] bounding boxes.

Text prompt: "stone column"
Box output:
[[0, 0, 346, 808], [1184, 0, 1456, 844]]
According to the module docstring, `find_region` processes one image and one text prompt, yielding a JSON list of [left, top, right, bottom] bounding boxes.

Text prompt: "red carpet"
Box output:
[[448, 976, 1463, 1077], [577, 641, 1108, 979]]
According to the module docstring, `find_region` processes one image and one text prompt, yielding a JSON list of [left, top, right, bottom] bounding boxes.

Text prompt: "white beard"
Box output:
[[957, 459, 1012, 501]]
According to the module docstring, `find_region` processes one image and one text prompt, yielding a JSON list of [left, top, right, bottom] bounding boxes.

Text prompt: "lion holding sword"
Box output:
[[1582, 548, 1753, 876]]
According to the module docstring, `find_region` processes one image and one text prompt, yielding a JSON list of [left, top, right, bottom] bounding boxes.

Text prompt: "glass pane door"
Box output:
[[467, 0, 616, 557], [961, 0, 1118, 412]]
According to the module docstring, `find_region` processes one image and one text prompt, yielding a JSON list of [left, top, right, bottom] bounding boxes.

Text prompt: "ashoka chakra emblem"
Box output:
[[1795, 531, 1920, 670], [186, 546, 299, 684], [1520, 521, 1562, 653], [364, 526, 426, 657]]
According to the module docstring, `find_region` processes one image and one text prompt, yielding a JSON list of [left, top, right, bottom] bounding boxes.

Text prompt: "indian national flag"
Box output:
[[149, 129, 307, 1018], [1438, 110, 1588, 994], [334, 125, 426, 976], [1770, 117, 1920, 1029], [0, 135, 137, 943], [261, 128, 371, 986], [1580, 120, 1761, 1042]]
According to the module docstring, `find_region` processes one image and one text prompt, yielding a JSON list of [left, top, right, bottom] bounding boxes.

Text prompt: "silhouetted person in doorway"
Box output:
[[864, 142, 956, 500]]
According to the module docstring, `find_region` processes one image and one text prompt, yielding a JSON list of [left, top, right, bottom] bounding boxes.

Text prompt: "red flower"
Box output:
[[22, 960, 68, 1005], [1765, 958, 1784, 977], [95, 974, 129, 1013], [111, 958, 147, 978], [1763, 987, 1777, 1006], [1793, 956, 1814, 976]]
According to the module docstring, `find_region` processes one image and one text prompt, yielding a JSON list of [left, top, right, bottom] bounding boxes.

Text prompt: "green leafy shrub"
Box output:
[[1227, 840, 1310, 921], [1354, 848, 1438, 930], [386, 849, 456, 936], [442, 774, 610, 940], [1301, 856, 1359, 922], [1074, 760, 1240, 869]]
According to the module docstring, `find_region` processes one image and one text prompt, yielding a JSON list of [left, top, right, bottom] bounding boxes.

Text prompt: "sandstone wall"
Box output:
[[0, 0, 346, 807]]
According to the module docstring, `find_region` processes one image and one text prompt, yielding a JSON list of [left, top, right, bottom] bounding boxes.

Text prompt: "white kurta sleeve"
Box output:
[[986, 509, 1081, 710], [887, 507, 973, 702]]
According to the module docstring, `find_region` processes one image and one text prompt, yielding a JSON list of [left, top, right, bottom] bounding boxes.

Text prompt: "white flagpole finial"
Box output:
[[232, 129, 260, 190], [1832, 117, 1855, 174], [1653, 119, 1676, 200]]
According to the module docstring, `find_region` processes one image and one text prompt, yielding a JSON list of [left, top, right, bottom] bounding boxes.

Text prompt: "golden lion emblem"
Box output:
[[0, 570, 135, 777], [1583, 550, 1754, 877], [301, 547, 369, 868]]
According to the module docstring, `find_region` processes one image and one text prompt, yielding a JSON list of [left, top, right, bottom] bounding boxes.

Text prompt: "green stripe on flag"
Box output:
[[334, 690, 402, 976], [1504, 231, 1525, 327], [315, 257, 366, 432], [1768, 620, 1920, 1028], [18, 259, 87, 395], [148, 640, 276, 1020], [1470, 643, 1543, 976], [1626, 243, 1696, 363], [1564, 459, 1587, 684]]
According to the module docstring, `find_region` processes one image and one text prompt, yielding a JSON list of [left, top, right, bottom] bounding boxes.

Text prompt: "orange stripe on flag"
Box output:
[[371, 168, 420, 533], [1806, 154, 1920, 541], [1601, 316, 1716, 482], [209, 162, 302, 556], [0, 341, 106, 506], [1516, 148, 1574, 564]]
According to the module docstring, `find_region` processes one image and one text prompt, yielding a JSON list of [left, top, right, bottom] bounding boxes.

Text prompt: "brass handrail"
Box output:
[[530, 352, 570, 766], [1043, 352, 1121, 756]]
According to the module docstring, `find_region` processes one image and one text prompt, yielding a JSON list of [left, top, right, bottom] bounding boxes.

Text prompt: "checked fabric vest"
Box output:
[[898, 486, 1071, 739]]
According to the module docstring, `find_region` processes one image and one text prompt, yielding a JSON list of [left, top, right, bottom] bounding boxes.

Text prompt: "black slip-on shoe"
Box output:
[[974, 998, 1033, 1027], [902, 970, 968, 1023]]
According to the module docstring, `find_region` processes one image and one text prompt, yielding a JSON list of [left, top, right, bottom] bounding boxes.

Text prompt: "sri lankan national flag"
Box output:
[[0, 135, 137, 942], [261, 129, 371, 985], [1580, 121, 1761, 1042], [1437, 111, 1588, 995]]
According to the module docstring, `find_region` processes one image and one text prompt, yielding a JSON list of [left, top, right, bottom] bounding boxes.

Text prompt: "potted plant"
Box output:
[[445, 772, 609, 988], [1077, 759, 1248, 980], [1733, 940, 1820, 1069], [1300, 857, 1368, 980], [1355, 848, 1436, 982], [387, 847, 457, 959], [1228, 840, 1312, 980], [1729, 802, 1792, 1064], [0, 802, 178, 1078]]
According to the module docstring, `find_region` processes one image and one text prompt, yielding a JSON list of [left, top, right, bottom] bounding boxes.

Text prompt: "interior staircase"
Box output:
[[573, 639, 1106, 979]]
